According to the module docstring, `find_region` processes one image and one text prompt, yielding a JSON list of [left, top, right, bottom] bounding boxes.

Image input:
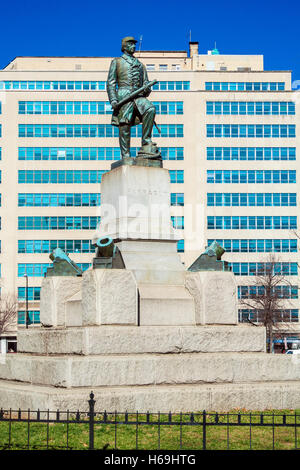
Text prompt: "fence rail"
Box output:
[[0, 392, 300, 450]]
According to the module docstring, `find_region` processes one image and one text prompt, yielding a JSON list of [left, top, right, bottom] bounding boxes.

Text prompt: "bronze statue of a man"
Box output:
[[107, 36, 161, 160]]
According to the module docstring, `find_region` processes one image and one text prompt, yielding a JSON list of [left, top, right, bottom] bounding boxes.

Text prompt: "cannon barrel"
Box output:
[[94, 237, 115, 258]]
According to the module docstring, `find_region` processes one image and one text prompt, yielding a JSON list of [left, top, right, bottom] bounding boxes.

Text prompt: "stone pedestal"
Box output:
[[1, 163, 278, 413], [186, 271, 238, 325], [93, 164, 180, 241], [81, 269, 138, 326], [40, 276, 82, 327]]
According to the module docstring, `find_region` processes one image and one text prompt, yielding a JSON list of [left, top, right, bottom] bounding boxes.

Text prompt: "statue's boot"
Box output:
[[138, 142, 161, 159], [138, 108, 161, 159]]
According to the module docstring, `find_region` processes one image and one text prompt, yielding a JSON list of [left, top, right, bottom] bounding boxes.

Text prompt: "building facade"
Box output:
[[0, 42, 298, 348]]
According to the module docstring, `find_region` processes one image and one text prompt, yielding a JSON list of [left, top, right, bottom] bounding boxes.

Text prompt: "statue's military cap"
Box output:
[[121, 36, 138, 48]]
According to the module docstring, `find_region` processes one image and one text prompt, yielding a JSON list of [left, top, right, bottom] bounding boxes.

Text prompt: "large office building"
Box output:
[[0, 42, 298, 349]]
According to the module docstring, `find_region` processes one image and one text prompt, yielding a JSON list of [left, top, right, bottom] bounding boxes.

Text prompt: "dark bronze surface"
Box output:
[[107, 37, 162, 163]]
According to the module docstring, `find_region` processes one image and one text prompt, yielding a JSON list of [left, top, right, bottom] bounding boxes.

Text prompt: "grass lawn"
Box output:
[[0, 410, 300, 450]]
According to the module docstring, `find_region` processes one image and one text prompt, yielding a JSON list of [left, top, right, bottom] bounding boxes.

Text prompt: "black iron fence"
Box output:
[[0, 392, 300, 450]]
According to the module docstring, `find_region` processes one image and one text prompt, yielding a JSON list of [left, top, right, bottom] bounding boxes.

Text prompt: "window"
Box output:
[[169, 170, 184, 183], [171, 193, 184, 206], [146, 64, 155, 71], [18, 311, 40, 324], [177, 240, 184, 252], [171, 216, 184, 229], [18, 287, 41, 301], [159, 64, 168, 71]]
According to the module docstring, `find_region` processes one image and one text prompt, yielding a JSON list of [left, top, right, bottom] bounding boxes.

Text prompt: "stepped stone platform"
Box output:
[[1, 325, 300, 412], [1, 381, 300, 413]]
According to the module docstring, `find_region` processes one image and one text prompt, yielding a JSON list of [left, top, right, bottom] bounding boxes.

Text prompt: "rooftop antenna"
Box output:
[[189, 30, 192, 42], [139, 35, 143, 52]]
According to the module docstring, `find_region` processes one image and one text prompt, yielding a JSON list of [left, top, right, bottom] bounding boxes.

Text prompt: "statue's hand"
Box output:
[[143, 86, 151, 97], [111, 101, 118, 110]]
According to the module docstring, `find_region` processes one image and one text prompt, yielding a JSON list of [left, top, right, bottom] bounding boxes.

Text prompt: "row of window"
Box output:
[[0, 81, 107, 90], [18, 124, 184, 138], [238, 285, 298, 299], [18, 287, 41, 301], [18, 216, 100, 230], [17, 238, 185, 254], [207, 216, 297, 230], [206, 101, 295, 115], [207, 170, 296, 184], [152, 81, 190, 91], [18, 192, 184, 207], [205, 82, 285, 91], [153, 102, 183, 115], [18, 170, 183, 184], [19, 101, 112, 115], [18, 124, 296, 138], [207, 147, 296, 161], [18, 239, 94, 253], [0, 80, 190, 91], [18, 147, 184, 161], [18, 170, 107, 184], [19, 101, 184, 115], [207, 124, 295, 138], [239, 309, 298, 323], [207, 193, 297, 207], [17, 263, 91, 277], [18, 193, 101, 207], [230, 262, 298, 276], [207, 239, 297, 253]]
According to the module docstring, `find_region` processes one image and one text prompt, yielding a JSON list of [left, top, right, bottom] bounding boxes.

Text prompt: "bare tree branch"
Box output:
[[0, 294, 18, 336], [239, 254, 294, 353]]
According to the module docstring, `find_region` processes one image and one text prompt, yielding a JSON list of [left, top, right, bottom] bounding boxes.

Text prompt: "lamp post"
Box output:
[[23, 274, 29, 329]]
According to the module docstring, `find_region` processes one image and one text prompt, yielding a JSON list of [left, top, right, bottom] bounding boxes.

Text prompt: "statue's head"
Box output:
[[121, 36, 137, 54]]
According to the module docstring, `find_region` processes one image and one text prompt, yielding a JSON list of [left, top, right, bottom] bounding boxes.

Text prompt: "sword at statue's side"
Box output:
[[113, 79, 161, 134]]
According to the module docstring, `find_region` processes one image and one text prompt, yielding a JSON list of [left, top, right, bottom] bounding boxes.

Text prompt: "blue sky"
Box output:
[[0, 0, 299, 83]]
